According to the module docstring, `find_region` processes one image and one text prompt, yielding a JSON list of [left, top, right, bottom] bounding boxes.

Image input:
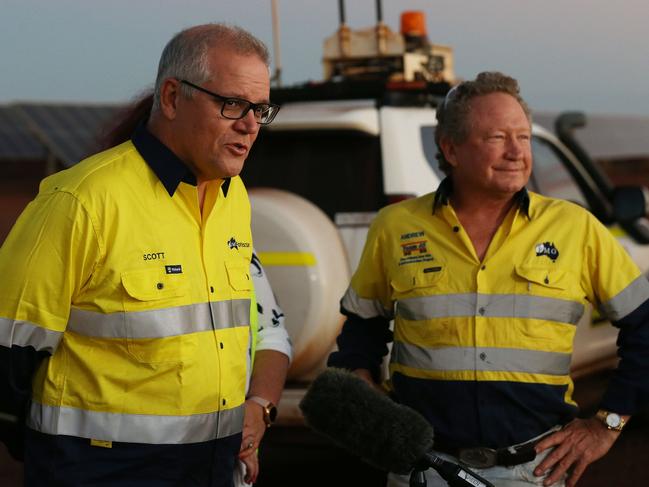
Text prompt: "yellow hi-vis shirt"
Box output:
[[0, 140, 253, 444], [340, 187, 649, 447]]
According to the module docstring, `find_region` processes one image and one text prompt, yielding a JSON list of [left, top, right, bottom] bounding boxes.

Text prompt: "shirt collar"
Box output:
[[432, 176, 530, 219], [131, 122, 231, 197]]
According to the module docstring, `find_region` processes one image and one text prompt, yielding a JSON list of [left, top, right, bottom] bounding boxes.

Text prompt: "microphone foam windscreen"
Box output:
[[299, 367, 434, 474]]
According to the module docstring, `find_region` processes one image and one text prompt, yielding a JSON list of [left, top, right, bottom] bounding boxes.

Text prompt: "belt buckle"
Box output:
[[458, 447, 498, 469]]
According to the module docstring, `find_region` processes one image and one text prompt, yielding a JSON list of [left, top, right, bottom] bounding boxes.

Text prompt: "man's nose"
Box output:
[[234, 109, 259, 133], [505, 136, 525, 158]]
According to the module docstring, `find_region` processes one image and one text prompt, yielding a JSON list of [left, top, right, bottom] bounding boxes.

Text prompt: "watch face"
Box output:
[[267, 405, 278, 423], [606, 413, 621, 428]]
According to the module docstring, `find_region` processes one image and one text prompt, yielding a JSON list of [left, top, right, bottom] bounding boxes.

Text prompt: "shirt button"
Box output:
[[453, 226, 460, 233], [156, 282, 164, 290], [478, 307, 485, 315], [481, 265, 486, 270], [219, 342, 224, 349], [479, 352, 487, 361], [210, 286, 215, 293], [222, 399, 227, 406]]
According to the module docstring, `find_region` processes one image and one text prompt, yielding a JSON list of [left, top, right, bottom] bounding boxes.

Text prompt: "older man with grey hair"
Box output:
[[0, 23, 282, 486], [329, 71, 649, 487]]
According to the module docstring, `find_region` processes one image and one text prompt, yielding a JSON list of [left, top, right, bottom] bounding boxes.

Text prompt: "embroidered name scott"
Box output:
[[143, 252, 165, 261]]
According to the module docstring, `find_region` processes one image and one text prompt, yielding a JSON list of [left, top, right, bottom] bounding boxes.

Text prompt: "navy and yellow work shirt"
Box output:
[[329, 178, 649, 450], [0, 124, 253, 447]]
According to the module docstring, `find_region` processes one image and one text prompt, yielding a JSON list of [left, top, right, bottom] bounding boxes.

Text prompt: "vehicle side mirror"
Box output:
[[613, 186, 649, 222]]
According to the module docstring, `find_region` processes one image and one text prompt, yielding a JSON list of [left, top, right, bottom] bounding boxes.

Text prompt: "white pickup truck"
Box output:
[[242, 11, 649, 425]]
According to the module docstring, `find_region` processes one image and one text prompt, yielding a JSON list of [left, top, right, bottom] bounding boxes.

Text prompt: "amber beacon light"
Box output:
[[400, 11, 427, 37]]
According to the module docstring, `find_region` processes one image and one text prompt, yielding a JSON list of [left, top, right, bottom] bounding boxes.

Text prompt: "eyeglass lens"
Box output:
[[221, 100, 276, 124], [179, 79, 278, 124]]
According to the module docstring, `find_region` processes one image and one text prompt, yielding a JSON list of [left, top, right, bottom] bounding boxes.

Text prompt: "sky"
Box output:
[[2, 0, 648, 116]]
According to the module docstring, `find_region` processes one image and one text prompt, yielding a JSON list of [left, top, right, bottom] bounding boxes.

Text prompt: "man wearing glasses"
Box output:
[[0, 23, 280, 486]]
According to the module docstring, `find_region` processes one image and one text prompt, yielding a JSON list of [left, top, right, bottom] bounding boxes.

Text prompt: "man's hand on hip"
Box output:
[[533, 417, 621, 487]]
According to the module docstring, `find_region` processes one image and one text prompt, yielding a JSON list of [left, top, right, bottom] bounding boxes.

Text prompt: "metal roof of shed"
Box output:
[[0, 103, 120, 166]]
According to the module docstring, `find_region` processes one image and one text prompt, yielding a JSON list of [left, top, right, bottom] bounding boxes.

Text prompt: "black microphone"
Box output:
[[299, 368, 494, 487]]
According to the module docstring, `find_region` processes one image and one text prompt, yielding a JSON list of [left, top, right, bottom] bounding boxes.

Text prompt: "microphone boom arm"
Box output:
[[411, 453, 495, 487]]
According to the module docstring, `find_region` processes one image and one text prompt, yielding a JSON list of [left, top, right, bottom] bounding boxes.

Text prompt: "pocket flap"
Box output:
[[225, 261, 251, 291], [515, 264, 568, 290], [391, 265, 446, 292], [121, 268, 186, 301]]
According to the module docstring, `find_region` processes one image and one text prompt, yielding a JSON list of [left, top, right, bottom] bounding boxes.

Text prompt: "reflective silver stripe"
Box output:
[[67, 299, 251, 338], [27, 402, 244, 444], [397, 293, 475, 320], [0, 317, 61, 353], [397, 293, 584, 325], [392, 342, 571, 376], [341, 287, 394, 319], [210, 300, 250, 332], [600, 275, 649, 321]]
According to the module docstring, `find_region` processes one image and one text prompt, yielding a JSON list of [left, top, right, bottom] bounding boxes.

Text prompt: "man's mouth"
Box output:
[[227, 142, 248, 156]]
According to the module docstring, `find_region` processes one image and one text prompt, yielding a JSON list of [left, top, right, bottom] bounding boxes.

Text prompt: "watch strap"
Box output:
[[247, 395, 277, 427], [247, 395, 271, 409]]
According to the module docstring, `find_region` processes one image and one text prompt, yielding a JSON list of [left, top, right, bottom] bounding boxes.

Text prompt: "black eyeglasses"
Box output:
[[180, 79, 280, 125]]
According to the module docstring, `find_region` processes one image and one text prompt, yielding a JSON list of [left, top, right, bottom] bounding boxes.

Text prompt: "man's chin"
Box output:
[[213, 160, 246, 180], [496, 174, 529, 193]]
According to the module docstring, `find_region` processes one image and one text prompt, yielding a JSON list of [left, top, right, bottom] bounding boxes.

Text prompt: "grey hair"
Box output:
[[152, 23, 270, 112], [435, 71, 532, 175]]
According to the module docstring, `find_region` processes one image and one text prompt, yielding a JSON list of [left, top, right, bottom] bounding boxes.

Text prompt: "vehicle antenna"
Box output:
[[336, 0, 351, 58], [375, 0, 387, 55], [271, 0, 282, 87]]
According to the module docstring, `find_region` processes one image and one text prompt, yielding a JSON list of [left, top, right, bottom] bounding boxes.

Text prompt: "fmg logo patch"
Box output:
[[535, 242, 559, 261]]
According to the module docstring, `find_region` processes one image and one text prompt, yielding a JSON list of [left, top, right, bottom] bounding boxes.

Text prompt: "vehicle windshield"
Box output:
[[243, 130, 385, 220], [529, 136, 589, 208]]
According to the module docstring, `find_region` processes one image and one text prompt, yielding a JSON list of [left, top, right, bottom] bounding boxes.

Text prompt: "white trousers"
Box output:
[[233, 459, 252, 487], [387, 449, 566, 487]]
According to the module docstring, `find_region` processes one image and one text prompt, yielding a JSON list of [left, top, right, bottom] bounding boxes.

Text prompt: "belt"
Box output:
[[434, 426, 561, 469]]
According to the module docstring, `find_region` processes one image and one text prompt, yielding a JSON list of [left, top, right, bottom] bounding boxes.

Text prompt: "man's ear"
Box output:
[[159, 78, 181, 120], [439, 136, 458, 168]]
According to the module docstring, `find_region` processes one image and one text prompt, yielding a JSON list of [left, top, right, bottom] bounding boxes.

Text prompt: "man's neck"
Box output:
[[450, 187, 518, 261], [451, 191, 516, 223], [197, 180, 208, 213], [148, 116, 208, 213]]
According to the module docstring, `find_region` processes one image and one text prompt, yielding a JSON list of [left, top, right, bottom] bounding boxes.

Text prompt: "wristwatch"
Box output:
[[248, 396, 277, 427], [596, 409, 627, 432]]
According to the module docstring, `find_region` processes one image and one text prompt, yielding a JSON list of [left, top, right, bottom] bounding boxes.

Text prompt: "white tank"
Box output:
[[249, 188, 351, 381]]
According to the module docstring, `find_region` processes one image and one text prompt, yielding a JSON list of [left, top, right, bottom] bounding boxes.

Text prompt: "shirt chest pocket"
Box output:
[[121, 268, 194, 364], [225, 261, 251, 296], [390, 264, 447, 297], [514, 264, 586, 326], [514, 264, 572, 295], [121, 269, 187, 304]]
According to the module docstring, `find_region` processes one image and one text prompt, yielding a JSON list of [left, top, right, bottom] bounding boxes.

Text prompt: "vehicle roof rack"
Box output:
[[271, 79, 451, 108]]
